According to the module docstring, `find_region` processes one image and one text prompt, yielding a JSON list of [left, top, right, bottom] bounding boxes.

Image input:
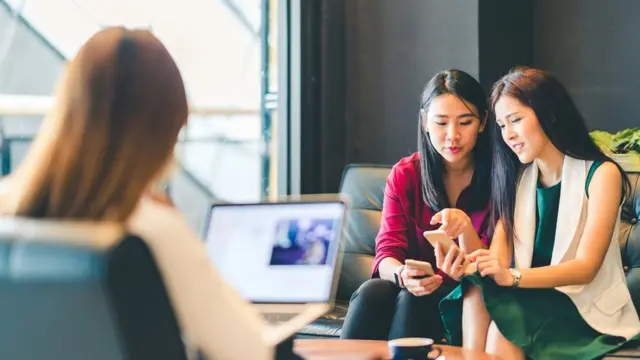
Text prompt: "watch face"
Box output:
[[510, 269, 521, 287]]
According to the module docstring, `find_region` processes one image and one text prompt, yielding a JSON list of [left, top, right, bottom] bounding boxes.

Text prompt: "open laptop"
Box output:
[[203, 198, 346, 345]]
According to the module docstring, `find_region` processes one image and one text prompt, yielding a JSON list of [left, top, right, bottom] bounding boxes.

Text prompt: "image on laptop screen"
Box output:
[[204, 201, 345, 303]]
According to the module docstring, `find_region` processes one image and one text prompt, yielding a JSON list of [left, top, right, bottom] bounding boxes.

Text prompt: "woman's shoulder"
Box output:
[[384, 153, 423, 200], [585, 160, 622, 199], [127, 198, 211, 276], [392, 152, 421, 170], [388, 152, 421, 183], [128, 198, 201, 246]]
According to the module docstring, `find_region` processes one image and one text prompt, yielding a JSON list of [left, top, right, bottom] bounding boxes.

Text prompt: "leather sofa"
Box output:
[[298, 164, 640, 340]]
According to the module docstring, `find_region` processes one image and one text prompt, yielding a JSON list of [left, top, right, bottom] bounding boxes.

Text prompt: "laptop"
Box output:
[[203, 198, 346, 345]]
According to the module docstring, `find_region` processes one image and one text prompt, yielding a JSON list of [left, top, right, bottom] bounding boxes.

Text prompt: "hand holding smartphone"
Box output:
[[423, 230, 457, 252], [427, 230, 476, 280], [404, 259, 435, 279]]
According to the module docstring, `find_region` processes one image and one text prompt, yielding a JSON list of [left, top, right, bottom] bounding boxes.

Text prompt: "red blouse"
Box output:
[[372, 152, 492, 278]]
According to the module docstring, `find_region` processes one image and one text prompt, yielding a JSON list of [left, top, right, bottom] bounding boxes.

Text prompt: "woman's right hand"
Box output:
[[434, 242, 467, 281], [401, 267, 443, 296], [430, 208, 473, 239]]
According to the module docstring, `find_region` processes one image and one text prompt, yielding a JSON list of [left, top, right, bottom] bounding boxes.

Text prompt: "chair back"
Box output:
[[0, 219, 187, 360]]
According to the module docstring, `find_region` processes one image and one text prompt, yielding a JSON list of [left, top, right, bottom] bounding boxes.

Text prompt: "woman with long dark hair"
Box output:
[[438, 67, 640, 359], [340, 69, 493, 341]]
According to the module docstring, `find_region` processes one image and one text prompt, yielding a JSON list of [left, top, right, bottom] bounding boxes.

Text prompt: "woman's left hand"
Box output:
[[430, 208, 472, 239], [469, 249, 514, 287], [434, 242, 467, 282]]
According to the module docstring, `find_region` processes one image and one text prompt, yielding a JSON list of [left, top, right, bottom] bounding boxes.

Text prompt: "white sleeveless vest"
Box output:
[[513, 155, 640, 339]]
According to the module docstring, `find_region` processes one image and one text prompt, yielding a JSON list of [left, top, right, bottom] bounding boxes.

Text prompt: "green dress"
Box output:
[[439, 162, 639, 360]]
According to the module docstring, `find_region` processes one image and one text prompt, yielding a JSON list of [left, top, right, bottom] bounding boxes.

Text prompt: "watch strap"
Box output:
[[394, 265, 405, 288]]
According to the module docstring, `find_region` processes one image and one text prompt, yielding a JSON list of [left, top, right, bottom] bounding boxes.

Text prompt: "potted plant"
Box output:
[[590, 128, 640, 171]]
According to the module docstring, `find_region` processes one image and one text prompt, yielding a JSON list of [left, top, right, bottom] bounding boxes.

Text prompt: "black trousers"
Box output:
[[340, 278, 454, 341]]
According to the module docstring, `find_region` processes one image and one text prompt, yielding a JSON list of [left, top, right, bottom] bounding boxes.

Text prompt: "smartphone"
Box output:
[[423, 230, 457, 253], [404, 259, 435, 277], [424, 230, 472, 272]]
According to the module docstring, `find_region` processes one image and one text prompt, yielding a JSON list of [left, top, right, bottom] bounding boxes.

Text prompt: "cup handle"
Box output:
[[429, 346, 442, 359]]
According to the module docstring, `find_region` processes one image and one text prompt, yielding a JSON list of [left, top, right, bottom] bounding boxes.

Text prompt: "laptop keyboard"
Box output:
[[264, 313, 298, 324]]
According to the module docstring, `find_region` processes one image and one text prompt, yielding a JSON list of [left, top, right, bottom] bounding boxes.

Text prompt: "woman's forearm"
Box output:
[[518, 259, 595, 288], [379, 257, 404, 282], [458, 227, 486, 254]]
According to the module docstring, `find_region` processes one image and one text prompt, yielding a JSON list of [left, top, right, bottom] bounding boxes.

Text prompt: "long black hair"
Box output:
[[490, 66, 630, 243], [418, 69, 492, 212]]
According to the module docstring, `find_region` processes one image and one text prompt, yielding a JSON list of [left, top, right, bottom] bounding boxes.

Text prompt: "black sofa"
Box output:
[[298, 164, 640, 339]]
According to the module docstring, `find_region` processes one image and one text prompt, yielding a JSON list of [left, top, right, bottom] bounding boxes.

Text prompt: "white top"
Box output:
[[0, 180, 274, 360], [128, 199, 274, 360]]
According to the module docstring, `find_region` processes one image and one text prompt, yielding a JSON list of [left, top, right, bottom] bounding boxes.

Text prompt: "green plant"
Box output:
[[590, 128, 640, 154], [613, 127, 640, 153], [590, 130, 615, 153]]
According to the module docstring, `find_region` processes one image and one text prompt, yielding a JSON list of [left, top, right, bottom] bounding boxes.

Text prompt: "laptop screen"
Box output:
[[204, 201, 345, 303]]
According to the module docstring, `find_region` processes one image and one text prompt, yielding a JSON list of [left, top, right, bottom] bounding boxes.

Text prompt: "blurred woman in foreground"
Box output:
[[0, 27, 272, 360]]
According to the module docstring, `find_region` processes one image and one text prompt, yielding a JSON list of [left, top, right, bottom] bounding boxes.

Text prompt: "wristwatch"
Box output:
[[394, 265, 405, 288], [509, 268, 522, 288]]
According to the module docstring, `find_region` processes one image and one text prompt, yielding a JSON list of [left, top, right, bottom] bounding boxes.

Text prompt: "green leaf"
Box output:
[[613, 128, 640, 154], [590, 130, 614, 152]]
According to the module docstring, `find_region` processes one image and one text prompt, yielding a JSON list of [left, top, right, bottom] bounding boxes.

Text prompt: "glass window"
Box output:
[[0, 0, 281, 230]]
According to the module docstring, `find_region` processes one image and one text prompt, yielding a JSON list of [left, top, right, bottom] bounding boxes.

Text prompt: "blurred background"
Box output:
[[0, 0, 277, 230], [1, 0, 638, 231]]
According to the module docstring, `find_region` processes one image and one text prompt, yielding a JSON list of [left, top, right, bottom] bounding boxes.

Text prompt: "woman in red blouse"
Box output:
[[340, 69, 493, 341]]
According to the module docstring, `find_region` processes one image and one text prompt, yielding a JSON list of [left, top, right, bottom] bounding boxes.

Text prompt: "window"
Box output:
[[0, 0, 285, 230]]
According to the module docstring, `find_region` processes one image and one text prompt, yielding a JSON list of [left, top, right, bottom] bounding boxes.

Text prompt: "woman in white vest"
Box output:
[[436, 67, 640, 359]]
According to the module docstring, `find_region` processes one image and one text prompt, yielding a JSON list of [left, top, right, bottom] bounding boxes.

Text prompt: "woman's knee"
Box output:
[[462, 285, 491, 348], [394, 287, 443, 321], [396, 287, 431, 306], [342, 279, 397, 339], [485, 321, 524, 359], [485, 321, 501, 352], [349, 278, 397, 304]]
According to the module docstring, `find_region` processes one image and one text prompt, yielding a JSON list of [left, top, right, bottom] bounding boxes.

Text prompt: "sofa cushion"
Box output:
[[334, 164, 391, 302], [620, 172, 640, 313]]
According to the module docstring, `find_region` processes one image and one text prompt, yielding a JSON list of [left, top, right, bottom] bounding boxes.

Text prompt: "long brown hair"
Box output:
[[489, 67, 630, 244], [13, 27, 188, 221]]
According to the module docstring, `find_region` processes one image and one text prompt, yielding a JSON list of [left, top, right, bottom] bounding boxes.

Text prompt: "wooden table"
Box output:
[[294, 339, 502, 360]]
